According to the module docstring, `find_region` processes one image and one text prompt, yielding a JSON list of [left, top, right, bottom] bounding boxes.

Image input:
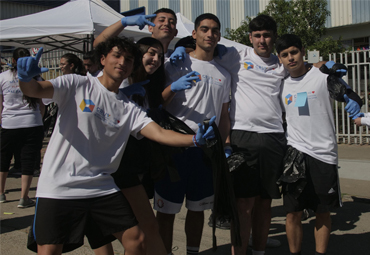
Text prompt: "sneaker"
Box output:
[[0, 193, 6, 203], [249, 236, 281, 248], [208, 215, 231, 230], [17, 197, 35, 208]]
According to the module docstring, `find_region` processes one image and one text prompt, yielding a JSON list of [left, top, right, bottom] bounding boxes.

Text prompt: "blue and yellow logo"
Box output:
[[285, 94, 293, 105], [244, 61, 254, 70], [79, 99, 95, 112]]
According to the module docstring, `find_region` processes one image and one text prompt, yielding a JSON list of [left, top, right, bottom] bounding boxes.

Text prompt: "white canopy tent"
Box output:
[[0, 0, 244, 53]]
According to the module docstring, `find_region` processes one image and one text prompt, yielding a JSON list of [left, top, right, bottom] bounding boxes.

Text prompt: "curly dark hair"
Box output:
[[94, 36, 141, 71]]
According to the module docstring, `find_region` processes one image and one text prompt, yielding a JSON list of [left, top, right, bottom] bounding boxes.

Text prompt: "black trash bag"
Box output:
[[227, 152, 249, 172], [201, 119, 241, 250], [277, 146, 307, 199], [327, 75, 347, 102], [147, 108, 195, 183], [319, 63, 347, 77]]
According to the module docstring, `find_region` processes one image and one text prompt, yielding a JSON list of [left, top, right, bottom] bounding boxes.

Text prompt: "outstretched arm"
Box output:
[[139, 116, 216, 147], [93, 14, 156, 48]]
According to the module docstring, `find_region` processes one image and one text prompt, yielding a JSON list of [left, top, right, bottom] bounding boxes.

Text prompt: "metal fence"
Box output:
[[329, 50, 370, 145]]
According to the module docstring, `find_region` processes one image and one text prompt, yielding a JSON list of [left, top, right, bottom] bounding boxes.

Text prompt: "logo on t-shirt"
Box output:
[[285, 94, 293, 105], [244, 61, 254, 70], [79, 99, 95, 112]]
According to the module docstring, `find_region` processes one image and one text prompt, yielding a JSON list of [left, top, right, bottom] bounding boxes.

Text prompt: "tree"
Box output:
[[225, 0, 346, 59]]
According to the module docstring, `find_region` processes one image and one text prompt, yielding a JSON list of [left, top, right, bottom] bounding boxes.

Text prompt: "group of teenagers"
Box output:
[[8, 6, 369, 255]]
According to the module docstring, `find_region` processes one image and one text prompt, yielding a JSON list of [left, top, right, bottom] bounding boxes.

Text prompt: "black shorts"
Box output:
[[283, 154, 341, 213], [231, 130, 287, 199], [27, 192, 138, 253], [0, 126, 44, 175]]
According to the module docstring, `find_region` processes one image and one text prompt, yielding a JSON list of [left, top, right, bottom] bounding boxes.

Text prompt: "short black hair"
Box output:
[[249, 14, 277, 34], [175, 36, 196, 50], [151, 8, 177, 24], [83, 50, 98, 64], [94, 36, 141, 70], [275, 34, 303, 54], [194, 13, 221, 31]]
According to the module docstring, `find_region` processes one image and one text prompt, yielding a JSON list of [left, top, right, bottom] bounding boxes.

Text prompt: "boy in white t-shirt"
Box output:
[[276, 34, 362, 255], [155, 13, 231, 255], [17, 37, 215, 255]]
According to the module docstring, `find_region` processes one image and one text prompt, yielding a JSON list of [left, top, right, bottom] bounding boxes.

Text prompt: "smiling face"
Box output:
[[142, 46, 163, 75], [278, 46, 306, 77], [60, 57, 73, 75], [148, 12, 178, 44], [249, 30, 276, 58], [100, 46, 134, 82], [192, 19, 221, 53]]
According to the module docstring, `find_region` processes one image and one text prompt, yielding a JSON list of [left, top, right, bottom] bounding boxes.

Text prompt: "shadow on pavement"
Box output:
[[0, 215, 34, 234]]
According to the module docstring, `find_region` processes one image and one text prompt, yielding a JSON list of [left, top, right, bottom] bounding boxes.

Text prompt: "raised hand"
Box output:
[[17, 47, 49, 82], [170, 46, 186, 66], [171, 71, 201, 92], [121, 14, 156, 30]]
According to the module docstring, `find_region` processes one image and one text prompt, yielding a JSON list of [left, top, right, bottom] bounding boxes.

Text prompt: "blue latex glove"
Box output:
[[194, 116, 216, 146], [171, 71, 201, 92], [225, 148, 232, 158], [344, 94, 361, 117], [120, 80, 149, 97], [121, 14, 156, 30], [325, 61, 347, 78], [170, 46, 186, 66], [352, 112, 364, 120], [17, 47, 49, 82], [216, 44, 227, 59]]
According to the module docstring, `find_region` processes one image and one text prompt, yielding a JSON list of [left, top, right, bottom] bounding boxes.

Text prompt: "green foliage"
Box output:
[[224, 0, 346, 57], [224, 17, 252, 46]]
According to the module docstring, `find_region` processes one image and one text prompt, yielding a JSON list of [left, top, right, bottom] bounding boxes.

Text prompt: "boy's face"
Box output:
[[249, 30, 276, 58], [83, 59, 100, 74], [100, 46, 134, 82], [148, 12, 178, 42], [192, 19, 221, 53], [278, 46, 306, 75]]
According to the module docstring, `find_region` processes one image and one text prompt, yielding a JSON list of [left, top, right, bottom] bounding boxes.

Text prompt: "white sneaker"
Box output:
[[249, 236, 281, 248]]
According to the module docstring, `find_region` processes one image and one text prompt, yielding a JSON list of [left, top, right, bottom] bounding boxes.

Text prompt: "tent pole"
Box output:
[[90, 34, 95, 51]]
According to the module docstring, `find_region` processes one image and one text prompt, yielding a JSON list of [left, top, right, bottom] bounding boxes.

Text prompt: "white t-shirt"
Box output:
[[359, 112, 370, 127], [216, 46, 287, 133], [0, 70, 43, 128], [164, 55, 231, 132], [36, 74, 153, 199], [281, 67, 338, 165]]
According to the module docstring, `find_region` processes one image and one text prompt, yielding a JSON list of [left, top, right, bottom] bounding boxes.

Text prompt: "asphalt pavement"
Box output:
[[1, 141, 369, 255]]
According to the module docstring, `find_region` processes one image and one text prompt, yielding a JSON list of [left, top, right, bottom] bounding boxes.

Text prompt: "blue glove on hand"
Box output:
[[170, 46, 187, 66], [352, 112, 364, 120], [325, 61, 347, 78], [121, 14, 156, 30], [224, 146, 232, 158], [17, 47, 49, 82], [171, 71, 201, 92], [216, 44, 227, 59], [120, 80, 149, 97], [344, 94, 361, 117], [193, 116, 216, 146]]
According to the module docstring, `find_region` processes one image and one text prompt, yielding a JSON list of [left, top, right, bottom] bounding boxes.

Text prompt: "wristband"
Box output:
[[192, 135, 200, 147]]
